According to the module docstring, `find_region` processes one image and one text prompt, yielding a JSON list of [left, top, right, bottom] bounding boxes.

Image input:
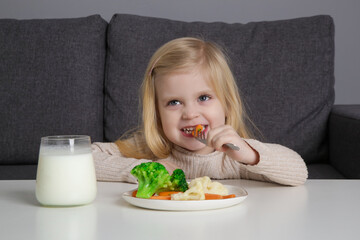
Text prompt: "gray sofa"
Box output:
[[1, 14, 359, 180]]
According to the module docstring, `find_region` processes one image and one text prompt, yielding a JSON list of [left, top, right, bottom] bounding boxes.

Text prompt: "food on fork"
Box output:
[[192, 124, 205, 137]]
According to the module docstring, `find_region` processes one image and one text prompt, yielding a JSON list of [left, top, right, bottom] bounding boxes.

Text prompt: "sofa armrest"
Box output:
[[329, 104, 360, 178]]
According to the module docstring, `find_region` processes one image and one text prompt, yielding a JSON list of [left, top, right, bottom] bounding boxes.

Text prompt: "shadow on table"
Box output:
[[3, 189, 40, 206], [35, 204, 97, 240]]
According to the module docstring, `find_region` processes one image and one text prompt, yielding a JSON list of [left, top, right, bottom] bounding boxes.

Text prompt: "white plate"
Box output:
[[122, 185, 248, 211]]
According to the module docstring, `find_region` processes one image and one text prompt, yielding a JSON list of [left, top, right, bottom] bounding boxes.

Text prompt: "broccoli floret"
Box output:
[[130, 162, 172, 199], [169, 169, 189, 192], [156, 168, 189, 193]]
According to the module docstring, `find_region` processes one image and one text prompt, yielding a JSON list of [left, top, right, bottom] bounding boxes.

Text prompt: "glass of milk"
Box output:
[[36, 135, 97, 207]]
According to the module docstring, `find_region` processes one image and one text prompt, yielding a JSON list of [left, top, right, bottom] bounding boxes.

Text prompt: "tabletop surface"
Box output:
[[1, 179, 359, 240]]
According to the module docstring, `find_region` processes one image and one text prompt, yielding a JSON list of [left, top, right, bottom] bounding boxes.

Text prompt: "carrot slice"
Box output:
[[131, 190, 174, 199], [192, 124, 204, 137], [158, 191, 182, 196], [205, 193, 223, 200], [132, 190, 137, 197], [150, 195, 171, 200], [222, 194, 236, 199]]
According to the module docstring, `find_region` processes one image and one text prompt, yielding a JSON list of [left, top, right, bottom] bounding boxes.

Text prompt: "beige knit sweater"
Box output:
[[92, 138, 308, 186]]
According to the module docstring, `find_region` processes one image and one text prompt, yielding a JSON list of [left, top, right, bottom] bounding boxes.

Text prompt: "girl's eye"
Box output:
[[167, 100, 180, 106], [198, 95, 211, 102]]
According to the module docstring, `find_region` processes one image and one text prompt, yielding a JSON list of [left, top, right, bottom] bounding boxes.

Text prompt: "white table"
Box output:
[[1, 179, 359, 240]]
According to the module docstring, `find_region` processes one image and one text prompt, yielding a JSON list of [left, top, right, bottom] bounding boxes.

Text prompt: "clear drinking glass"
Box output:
[[36, 135, 97, 207]]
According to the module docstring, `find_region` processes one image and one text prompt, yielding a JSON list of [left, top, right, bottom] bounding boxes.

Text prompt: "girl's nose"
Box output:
[[181, 105, 200, 120]]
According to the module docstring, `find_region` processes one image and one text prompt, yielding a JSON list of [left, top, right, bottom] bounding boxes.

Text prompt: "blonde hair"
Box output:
[[116, 37, 253, 159]]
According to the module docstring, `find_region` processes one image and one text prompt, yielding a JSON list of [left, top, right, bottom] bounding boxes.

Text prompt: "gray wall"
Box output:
[[1, 0, 359, 104]]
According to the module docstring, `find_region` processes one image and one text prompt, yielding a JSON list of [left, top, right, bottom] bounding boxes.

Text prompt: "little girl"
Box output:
[[92, 37, 308, 186]]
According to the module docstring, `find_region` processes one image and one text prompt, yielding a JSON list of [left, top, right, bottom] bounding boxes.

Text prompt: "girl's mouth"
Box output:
[[183, 127, 194, 135]]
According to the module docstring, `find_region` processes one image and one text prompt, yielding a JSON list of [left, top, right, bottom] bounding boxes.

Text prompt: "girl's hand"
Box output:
[[206, 125, 259, 165]]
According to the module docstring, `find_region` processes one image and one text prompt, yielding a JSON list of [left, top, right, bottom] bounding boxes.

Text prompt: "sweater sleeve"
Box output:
[[91, 142, 151, 183], [240, 139, 308, 186], [169, 139, 307, 186]]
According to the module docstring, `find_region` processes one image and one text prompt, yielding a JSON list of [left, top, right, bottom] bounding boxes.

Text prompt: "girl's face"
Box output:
[[155, 67, 226, 154]]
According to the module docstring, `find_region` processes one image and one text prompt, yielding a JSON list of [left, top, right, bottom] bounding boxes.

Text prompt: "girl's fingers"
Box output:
[[206, 125, 233, 141], [207, 126, 242, 151]]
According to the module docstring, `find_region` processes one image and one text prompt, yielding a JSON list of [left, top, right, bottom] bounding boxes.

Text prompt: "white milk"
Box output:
[[36, 150, 97, 206]]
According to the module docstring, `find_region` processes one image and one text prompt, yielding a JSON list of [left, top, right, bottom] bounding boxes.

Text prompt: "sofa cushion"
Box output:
[[329, 105, 360, 178], [307, 163, 344, 179], [0, 165, 38, 180], [0, 15, 107, 166], [105, 14, 335, 164]]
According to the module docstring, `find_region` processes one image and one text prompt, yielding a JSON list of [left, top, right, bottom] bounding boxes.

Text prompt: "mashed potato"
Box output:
[[171, 176, 229, 201]]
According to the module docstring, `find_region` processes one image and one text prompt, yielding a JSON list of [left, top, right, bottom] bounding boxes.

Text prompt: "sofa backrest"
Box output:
[[0, 15, 107, 166], [104, 14, 335, 164]]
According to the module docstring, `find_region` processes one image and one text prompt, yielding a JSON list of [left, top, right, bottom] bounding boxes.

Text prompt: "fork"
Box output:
[[194, 131, 240, 151]]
